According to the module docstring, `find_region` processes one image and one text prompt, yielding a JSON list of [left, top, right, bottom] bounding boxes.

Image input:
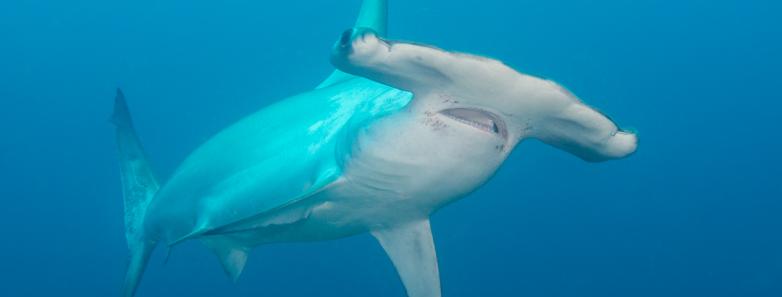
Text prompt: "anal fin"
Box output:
[[371, 219, 441, 297], [202, 237, 250, 282]]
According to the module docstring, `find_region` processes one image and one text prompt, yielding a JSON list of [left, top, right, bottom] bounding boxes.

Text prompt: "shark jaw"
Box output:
[[439, 107, 509, 140]]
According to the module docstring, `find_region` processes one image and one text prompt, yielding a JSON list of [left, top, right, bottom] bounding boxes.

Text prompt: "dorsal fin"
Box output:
[[316, 0, 388, 89], [355, 0, 388, 37]]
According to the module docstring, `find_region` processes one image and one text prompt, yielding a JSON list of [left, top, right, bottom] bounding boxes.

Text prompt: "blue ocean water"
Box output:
[[1, 0, 780, 296]]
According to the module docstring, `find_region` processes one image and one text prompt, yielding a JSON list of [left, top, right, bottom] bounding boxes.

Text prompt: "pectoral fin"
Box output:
[[371, 220, 441, 297]]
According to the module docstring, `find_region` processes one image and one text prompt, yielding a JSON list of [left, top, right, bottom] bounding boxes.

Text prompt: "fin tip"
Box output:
[[111, 88, 132, 127]]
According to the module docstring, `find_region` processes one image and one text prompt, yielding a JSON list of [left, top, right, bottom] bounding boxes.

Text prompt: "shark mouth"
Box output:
[[440, 108, 508, 139]]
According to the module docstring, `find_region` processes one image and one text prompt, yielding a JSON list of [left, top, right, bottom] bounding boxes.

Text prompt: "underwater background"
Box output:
[[1, 0, 780, 296]]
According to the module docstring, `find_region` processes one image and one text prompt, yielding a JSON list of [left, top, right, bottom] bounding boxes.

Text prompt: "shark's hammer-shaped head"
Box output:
[[332, 28, 638, 162]]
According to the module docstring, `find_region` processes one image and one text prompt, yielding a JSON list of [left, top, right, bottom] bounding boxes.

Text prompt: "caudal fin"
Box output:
[[113, 89, 160, 296]]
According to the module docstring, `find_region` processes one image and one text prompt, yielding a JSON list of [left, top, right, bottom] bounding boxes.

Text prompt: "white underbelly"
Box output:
[[310, 111, 508, 228], [218, 111, 510, 244]]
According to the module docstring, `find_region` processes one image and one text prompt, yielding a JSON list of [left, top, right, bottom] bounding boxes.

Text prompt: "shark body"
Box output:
[[114, 1, 638, 296]]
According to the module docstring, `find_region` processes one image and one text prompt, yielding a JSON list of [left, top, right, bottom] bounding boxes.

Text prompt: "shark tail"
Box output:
[[112, 89, 160, 297]]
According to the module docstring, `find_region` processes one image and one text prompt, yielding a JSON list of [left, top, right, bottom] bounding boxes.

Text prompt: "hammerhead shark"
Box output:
[[113, 0, 637, 296]]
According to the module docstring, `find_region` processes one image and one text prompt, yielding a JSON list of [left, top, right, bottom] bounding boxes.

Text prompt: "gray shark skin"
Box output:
[[113, 1, 637, 296]]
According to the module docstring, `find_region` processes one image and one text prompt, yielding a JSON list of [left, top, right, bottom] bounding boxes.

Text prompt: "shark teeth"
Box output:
[[446, 115, 498, 133], [440, 108, 505, 137]]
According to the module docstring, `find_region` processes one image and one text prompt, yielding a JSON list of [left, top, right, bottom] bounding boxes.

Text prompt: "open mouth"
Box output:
[[439, 108, 508, 139]]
